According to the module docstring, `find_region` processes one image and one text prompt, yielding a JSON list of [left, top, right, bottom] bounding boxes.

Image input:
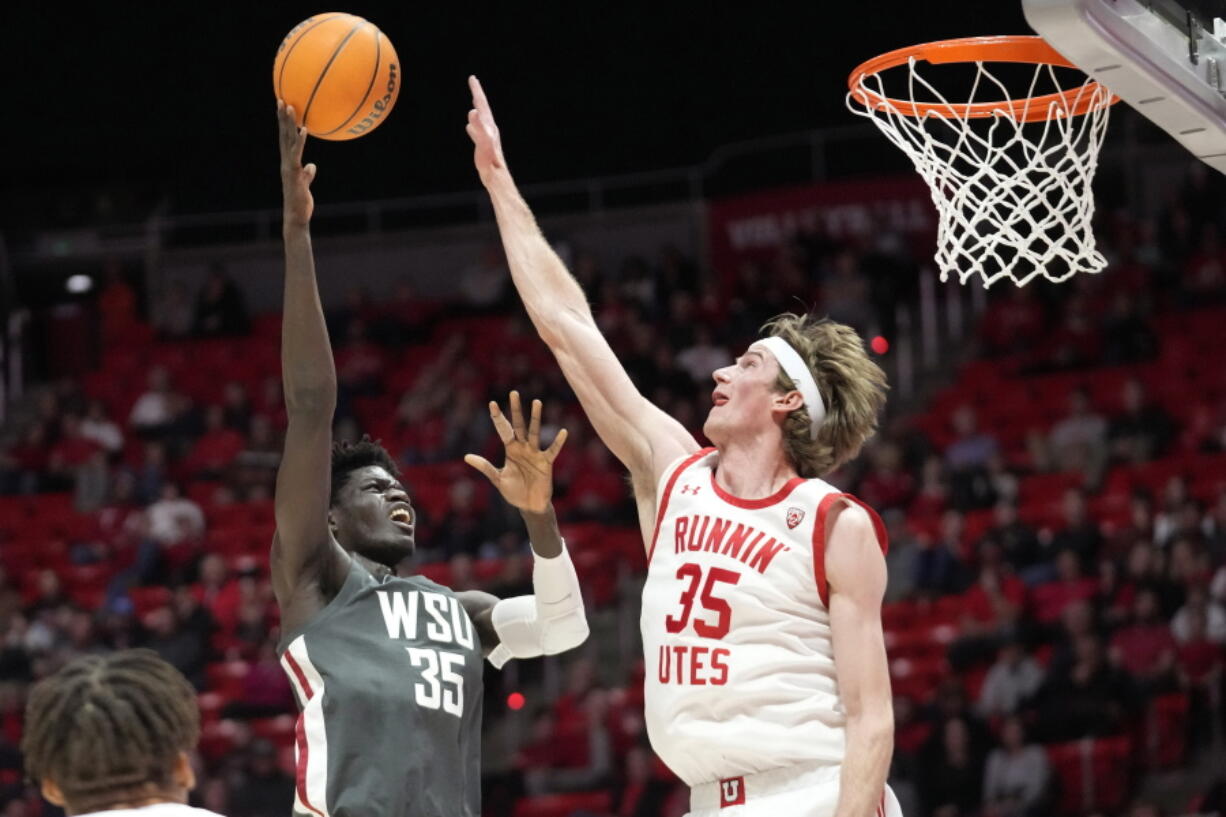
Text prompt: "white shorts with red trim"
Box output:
[[685, 762, 903, 817]]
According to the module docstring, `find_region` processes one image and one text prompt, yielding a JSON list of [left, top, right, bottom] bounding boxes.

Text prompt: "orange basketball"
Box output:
[[273, 13, 400, 141]]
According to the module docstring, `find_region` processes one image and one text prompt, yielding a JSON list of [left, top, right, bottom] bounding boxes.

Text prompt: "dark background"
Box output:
[[0, 3, 1035, 227]]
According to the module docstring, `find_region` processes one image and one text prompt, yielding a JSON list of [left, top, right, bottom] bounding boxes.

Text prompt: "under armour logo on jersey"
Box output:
[[786, 507, 805, 529], [680, 484, 701, 495], [719, 776, 745, 808]]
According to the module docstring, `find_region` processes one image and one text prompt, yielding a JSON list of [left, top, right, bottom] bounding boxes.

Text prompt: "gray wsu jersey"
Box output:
[[278, 559, 484, 817]]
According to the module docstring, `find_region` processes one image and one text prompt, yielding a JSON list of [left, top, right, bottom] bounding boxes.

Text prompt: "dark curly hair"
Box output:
[[330, 434, 401, 507], [21, 650, 200, 813]]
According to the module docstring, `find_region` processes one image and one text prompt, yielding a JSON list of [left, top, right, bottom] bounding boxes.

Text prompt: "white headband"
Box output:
[[754, 336, 826, 439]]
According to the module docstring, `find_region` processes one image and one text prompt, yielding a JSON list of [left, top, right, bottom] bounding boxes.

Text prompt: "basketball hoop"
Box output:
[[847, 36, 1120, 287]]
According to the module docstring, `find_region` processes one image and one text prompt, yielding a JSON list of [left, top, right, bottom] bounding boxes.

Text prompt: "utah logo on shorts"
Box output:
[[786, 507, 805, 529], [719, 776, 746, 808]]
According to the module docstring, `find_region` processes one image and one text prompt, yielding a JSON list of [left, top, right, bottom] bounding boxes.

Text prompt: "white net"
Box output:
[[848, 57, 1114, 287]]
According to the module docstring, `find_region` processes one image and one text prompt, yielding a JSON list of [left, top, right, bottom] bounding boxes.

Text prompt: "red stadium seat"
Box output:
[[1046, 736, 1132, 815], [1145, 693, 1190, 769]]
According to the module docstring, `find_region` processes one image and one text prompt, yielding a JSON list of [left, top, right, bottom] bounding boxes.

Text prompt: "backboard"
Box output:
[[1024, 0, 1226, 173]]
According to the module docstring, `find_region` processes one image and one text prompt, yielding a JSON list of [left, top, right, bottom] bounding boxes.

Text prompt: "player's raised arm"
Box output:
[[826, 503, 894, 817], [459, 392, 588, 666], [271, 102, 349, 617], [465, 77, 699, 497]]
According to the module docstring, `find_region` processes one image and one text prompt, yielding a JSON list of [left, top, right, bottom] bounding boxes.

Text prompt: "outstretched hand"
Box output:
[[278, 100, 316, 228], [465, 391, 567, 514], [466, 75, 508, 186]]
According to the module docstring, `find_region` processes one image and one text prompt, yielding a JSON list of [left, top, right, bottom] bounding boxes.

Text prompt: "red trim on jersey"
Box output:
[[283, 650, 325, 817], [708, 470, 805, 509], [811, 493, 889, 608], [647, 448, 714, 562]]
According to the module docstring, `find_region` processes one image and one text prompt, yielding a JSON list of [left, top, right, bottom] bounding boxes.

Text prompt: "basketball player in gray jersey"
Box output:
[[273, 101, 590, 817]]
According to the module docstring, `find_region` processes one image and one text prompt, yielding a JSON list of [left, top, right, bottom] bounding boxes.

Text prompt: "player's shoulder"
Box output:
[[77, 805, 229, 817]]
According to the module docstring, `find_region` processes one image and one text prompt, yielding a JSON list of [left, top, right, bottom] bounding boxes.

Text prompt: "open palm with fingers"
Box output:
[[465, 391, 567, 514]]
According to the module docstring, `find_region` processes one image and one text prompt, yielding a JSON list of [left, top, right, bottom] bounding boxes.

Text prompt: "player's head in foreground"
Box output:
[[22, 650, 201, 815], [330, 435, 416, 565], [705, 314, 888, 479]]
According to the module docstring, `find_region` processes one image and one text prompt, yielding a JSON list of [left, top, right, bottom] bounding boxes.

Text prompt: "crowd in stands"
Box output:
[[1, 162, 1226, 817]]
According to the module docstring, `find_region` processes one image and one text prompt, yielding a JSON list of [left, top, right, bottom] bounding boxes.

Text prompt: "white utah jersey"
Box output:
[[640, 448, 887, 786]]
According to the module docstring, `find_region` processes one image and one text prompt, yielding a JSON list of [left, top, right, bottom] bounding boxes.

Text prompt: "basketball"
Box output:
[[273, 13, 400, 141]]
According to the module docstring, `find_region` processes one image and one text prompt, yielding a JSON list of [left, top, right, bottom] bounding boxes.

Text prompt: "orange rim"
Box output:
[[847, 35, 1118, 122]]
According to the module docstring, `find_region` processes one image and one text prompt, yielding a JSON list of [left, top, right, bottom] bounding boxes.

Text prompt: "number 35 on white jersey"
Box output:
[[640, 448, 888, 787]]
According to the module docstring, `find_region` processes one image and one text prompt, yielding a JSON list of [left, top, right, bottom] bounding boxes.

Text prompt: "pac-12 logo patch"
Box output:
[[719, 776, 745, 807], [786, 507, 805, 529]]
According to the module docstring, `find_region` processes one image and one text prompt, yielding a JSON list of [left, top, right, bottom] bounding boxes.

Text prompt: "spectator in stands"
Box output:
[[1105, 491, 1155, 564], [1043, 294, 1102, 372], [883, 509, 920, 603], [1183, 224, 1226, 303], [1032, 549, 1098, 629], [561, 439, 630, 524], [917, 716, 984, 817], [432, 479, 493, 559], [1109, 587, 1177, 696], [1032, 633, 1135, 741], [147, 482, 204, 545], [46, 413, 101, 493], [220, 381, 253, 435], [128, 366, 176, 435], [982, 716, 1051, 817], [527, 686, 614, 796], [611, 743, 676, 817], [1154, 476, 1193, 547], [183, 405, 245, 479], [1048, 388, 1107, 484], [859, 442, 916, 513], [945, 406, 999, 504], [152, 279, 195, 339], [978, 637, 1045, 721], [97, 262, 138, 344], [230, 738, 295, 817], [950, 540, 1025, 670], [1107, 378, 1174, 465], [1048, 489, 1104, 572], [193, 264, 250, 337], [1171, 584, 1226, 644], [458, 243, 511, 313], [675, 325, 731, 385], [982, 500, 1044, 583], [1101, 293, 1158, 364], [914, 512, 970, 598], [1174, 606, 1224, 751], [141, 605, 206, 689], [79, 399, 124, 456]]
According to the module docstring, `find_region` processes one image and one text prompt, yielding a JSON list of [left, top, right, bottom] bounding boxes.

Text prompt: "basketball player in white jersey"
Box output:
[[466, 77, 900, 817], [22, 649, 227, 817]]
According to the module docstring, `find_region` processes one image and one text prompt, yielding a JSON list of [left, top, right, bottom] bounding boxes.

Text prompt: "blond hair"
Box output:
[[760, 314, 888, 478]]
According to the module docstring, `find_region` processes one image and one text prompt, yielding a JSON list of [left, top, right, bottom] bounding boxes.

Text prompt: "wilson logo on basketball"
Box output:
[[786, 507, 805, 529]]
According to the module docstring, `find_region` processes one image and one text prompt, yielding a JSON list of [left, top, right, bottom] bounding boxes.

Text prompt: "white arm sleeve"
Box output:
[[487, 543, 589, 668]]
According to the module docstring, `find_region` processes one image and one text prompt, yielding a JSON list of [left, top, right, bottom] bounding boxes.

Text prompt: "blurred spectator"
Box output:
[[222, 381, 254, 434], [1107, 379, 1173, 464], [917, 717, 984, 817], [1031, 634, 1134, 741], [982, 716, 1050, 817], [914, 512, 970, 598], [1171, 584, 1226, 644], [230, 739, 295, 817], [142, 605, 206, 688], [980, 287, 1045, 357], [945, 406, 999, 474], [152, 279, 195, 339], [1101, 293, 1158, 364], [97, 262, 138, 343], [335, 320, 386, 400], [458, 243, 510, 313], [949, 541, 1025, 669], [1030, 549, 1098, 627], [183, 404, 245, 479], [128, 366, 176, 434], [859, 443, 916, 513], [1048, 388, 1107, 483], [148, 482, 206, 552], [194, 265, 250, 337], [610, 743, 675, 817], [883, 509, 920, 603], [1047, 489, 1103, 572], [1174, 607, 1224, 751], [675, 325, 731, 385], [977, 640, 1045, 720], [79, 398, 124, 454], [981, 501, 1044, 583], [1108, 588, 1177, 696]]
